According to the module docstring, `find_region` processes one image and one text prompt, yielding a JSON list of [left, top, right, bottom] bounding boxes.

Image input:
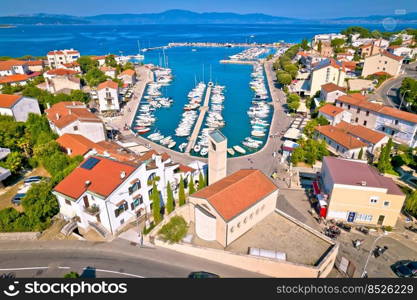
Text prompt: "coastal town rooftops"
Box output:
[[321, 83, 346, 93], [337, 93, 417, 124], [323, 156, 404, 195], [0, 74, 32, 84], [46, 101, 102, 129], [119, 69, 135, 76], [367, 50, 403, 62], [0, 59, 28, 71], [313, 58, 345, 72], [316, 124, 367, 150], [0, 94, 22, 108], [335, 121, 386, 145], [97, 80, 119, 90], [47, 49, 80, 56], [54, 156, 136, 200], [318, 104, 344, 117], [192, 169, 278, 222]]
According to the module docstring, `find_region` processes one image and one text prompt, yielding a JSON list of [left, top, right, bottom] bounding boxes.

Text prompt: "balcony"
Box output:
[[84, 204, 100, 216], [381, 120, 408, 133]]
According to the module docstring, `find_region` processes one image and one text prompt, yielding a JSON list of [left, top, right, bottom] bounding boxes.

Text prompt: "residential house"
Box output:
[[117, 69, 136, 86], [358, 42, 381, 58], [44, 69, 81, 94], [0, 94, 41, 122], [313, 33, 346, 44], [97, 80, 120, 112], [387, 45, 415, 59], [390, 33, 415, 45], [0, 59, 30, 76], [309, 58, 346, 96], [100, 66, 116, 78], [0, 74, 35, 86], [319, 41, 334, 58], [320, 156, 405, 227], [91, 55, 108, 67], [46, 101, 106, 143], [62, 62, 82, 73], [188, 169, 278, 247], [361, 51, 403, 77], [47, 49, 80, 69], [318, 104, 351, 125], [25, 60, 44, 72], [335, 93, 417, 147], [319, 83, 347, 103], [53, 153, 200, 236], [44, 68, 80, 80]]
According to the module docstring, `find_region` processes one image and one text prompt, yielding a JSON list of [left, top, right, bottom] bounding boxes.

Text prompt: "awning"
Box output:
[[312, 181, 321, 195], [115, 200, 127, 207]]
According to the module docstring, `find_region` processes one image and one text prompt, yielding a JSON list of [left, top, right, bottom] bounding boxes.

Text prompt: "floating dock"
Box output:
[[220, 59, 260, 65], [185, 84, 212, 154]]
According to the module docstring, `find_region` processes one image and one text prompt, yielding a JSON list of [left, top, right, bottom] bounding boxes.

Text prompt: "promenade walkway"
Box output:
[[185, 85, 212, 153]]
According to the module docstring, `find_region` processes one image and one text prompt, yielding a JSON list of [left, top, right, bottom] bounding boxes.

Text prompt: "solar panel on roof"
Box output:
[[81, 157, 100, 170]]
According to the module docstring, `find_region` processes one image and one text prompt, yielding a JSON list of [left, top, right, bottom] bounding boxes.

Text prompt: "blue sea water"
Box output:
[[0, 23, 412, 154]]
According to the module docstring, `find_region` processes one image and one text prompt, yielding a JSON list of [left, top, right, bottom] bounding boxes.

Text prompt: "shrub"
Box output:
[[158, 216, 188, 244]]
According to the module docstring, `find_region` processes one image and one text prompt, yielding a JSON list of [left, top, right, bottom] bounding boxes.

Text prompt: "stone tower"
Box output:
[[208, 130, 227, 185]]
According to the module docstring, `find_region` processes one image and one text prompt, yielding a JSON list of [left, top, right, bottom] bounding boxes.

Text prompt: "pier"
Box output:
[[220, 59, 259, 65], [185, 84, 212, 153], [141, 42, 283, 52]]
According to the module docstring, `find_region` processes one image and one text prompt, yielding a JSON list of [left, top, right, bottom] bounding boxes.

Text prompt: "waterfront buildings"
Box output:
[[0, 94, 41, 122], [320, 156, 405, 227], [387, 45, 416, 59], [361, 51, 403, 77], [318, 104, 351, 125], [188, 169, 278, 247], [0, 59, 30, 76], [319, 83, 346, 103], [44, 69, 81, 94], [97, 80, 120, 112], [46, 101, 106, 143], [335, 93, 417, 147], [358, 42, 382, 58], [309, 58, 346, 96], [47, 49, 80, 69], [100, 66, 117, 78], [117, 69, 136, 86]]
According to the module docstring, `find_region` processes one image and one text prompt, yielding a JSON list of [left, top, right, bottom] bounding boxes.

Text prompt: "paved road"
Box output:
[[0, 239, 263, 278], [373, 62, 417, 109]]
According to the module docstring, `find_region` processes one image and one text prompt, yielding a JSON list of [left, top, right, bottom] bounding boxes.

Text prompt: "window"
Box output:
[[355, 117, 358, 123], [340, 102, 343, 107], [370, 196, 379, 204], [348, 105, 351, 110], [237, 222, 241, 228], [363, 120, 367, 126], [244, 217, 247, 224], [114, 202, 128, 217], [65, 199, 72, 206], [394, 120, 399, 125], [120, 219, 124, 225], [355, 214, 373, 222], [383, 201, 390, 207], [128, 181, 141, 195], [382, 126, 386, 132], [73, 126, 78, 131], [357, 108, 360, 113], [230, 226, 234, 233], [366, 111, 369, 116]]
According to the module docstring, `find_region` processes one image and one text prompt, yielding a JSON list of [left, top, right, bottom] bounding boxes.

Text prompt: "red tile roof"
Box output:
[[46, 102, 102, 129], [335, 121, 387, 145], [46, 68, 79, 76], [0, 94, 22, 108], [319, 104, 344, 117], [323, 156, 404, 195], [314, 58, 345, 72], [0, 59, 28, 71], [380, 50, 403, 62], [119, 69, 135, 76], [0, 74, 31, 84], [25, 60, 44, 66], [97, 80, 118, 90], [316, 125, 367, 150], [191, 169, 278, 221], [321, 83, 346, 93], [337, 94, 417, 124], [53, 156, 136, 199]]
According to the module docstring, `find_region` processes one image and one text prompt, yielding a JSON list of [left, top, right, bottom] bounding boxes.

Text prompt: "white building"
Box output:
[[53, 153, 201, 236], [387, 46, 416, 59], [0, 94, 41, 122], [47, 49, 80, 69], [318, 104, 352, 126], [46, 101, 106, 143], [97, 80, 120, 112], [309, 58, 346, 96], [0, 60, 30, 77], [319, 83, 347, 103], [117, 69, 136, 86]]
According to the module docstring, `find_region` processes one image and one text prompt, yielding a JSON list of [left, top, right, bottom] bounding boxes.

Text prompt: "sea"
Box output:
[[0, 23, 412, 155]]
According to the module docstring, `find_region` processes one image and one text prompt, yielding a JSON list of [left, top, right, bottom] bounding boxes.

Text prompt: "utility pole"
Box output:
[[361, 231, 389, 278]]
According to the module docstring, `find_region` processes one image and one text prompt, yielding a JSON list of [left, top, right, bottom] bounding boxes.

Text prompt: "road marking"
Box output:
[[94, 268, 145, 278], [0, 267, 49, 271]]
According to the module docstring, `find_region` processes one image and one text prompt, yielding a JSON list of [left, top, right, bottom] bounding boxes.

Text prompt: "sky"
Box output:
[[0, 0, 417, 19]]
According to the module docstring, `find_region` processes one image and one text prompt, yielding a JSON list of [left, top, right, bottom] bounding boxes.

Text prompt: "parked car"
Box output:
[[11, 193, 26, 205], [391, 260, 417, 278], [24, 176, 43, 185], [188, 271, 220, 278]]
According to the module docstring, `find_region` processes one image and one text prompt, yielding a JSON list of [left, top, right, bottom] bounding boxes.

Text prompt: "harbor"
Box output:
[[140, 42, 282, 52]]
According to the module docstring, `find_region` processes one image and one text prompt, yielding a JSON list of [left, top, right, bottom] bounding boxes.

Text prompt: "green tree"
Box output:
[[287, 100, 300, 112], [291, 146, 304, 165], [301, 38, 310, 50], [64, 272, 80, 278], [283, 63, 298, 79], [151, 182, 162, 225], [104, 55, 118, 68], [277, 72, 292, 86], [358, 147, 364, 160], [166, 182, 174, 214], [158, 216, 188, 244], [188, 175, 195, 195], [77, 56, 97, 73], [317, 40, 322, 53], [84, 68, 107, 87], [178, 176, 186, 206], [1, 152, 24, 174], [198, 172, 205, 190], [405, 191, 417, 217]]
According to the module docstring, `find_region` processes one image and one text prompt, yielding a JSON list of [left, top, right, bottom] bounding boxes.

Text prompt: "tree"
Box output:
[[84, 68, 107, 87], [291, 147, 304, 165], [188, 175, 195, 195], [104, 55, 117, 68], [151, 182, 162, 225], [1, 152, 24, 174], [377, 138, 393, 173], [301, 38, 310, 50], [277, 72, 292, 86], [405, 191, 417, 217], [198, 172, 205, 190], [317, 40, 322, 53], [158, 216, 188, 244], [331, 38, 345, 53], [283, 63, 298, 79], [64, 272, 80, 278], [287, 100, 300, 112], [178, 176, 186, 206], [165, 182, 174, 214], [358, 147, 364, 160], [77, 56, 97, 73]]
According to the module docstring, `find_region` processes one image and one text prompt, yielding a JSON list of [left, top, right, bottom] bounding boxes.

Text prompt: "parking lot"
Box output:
[[278, 188, 417, 277]]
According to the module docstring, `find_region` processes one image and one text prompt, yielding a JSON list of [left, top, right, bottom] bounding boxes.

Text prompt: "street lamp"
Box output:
[[399, 89, 411, 110], [361, 231, 389, 278]]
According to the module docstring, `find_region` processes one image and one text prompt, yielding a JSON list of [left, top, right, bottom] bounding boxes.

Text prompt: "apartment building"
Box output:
[[335, 93, 417, 147], [0, 60, 30, 76], [318, 104, 351, 125], [362, 51, 403, 77], [46, 101, 106, 143], [319, 83, 347, 103], [0, 94, 41, 122], [309, 58, 346, 96], [117, 69, 136, 85], [47, 49, 80, 69], [358, 42, 381, 58], [320, 157, 405, 227]]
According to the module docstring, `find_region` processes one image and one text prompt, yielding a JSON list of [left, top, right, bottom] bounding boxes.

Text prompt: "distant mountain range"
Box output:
[[0, 10, 416, 25]]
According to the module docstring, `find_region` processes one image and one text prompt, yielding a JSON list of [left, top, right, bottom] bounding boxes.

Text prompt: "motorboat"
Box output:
[[227, 148, 235, 156], [233, 145, 246, 154], [193, 144, 201, 153]]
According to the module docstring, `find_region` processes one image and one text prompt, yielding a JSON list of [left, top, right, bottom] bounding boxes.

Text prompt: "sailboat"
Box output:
[[132, 41, 145, 60]]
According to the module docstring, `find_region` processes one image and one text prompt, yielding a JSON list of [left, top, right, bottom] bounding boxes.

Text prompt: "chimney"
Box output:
[[68, 109, 72, 115], [85, 180, 91, 187], [72, 101, 76, 106], [361, 181, 367, 186], [55, 113, 60, 120], [120, 171, 126, 179]]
